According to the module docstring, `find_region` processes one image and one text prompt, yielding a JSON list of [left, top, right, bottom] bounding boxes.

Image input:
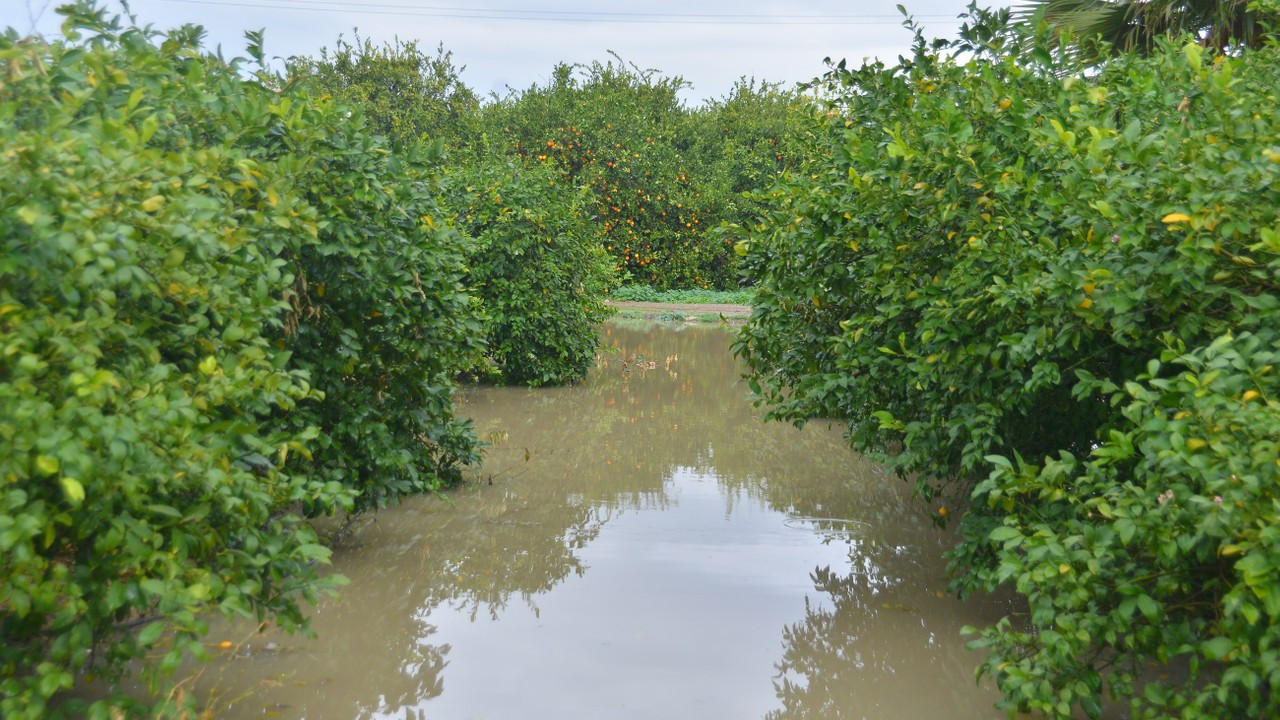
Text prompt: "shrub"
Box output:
[[0, 12, 336, 719], [445, 158, 614, 385], [289, 40, 612, 387], [609, 285, 662, 302], [482, 59, 805, 290], [254, 79, 482, 512], [735, 6, 1280, 718], [287, 34, 482, 152], [0, 4, 481, 716]]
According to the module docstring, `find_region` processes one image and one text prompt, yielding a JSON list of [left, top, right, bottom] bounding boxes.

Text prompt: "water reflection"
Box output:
[[183, 320, 1012, 719]]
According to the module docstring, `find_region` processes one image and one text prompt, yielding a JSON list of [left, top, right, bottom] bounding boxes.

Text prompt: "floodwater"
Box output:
[[190, 320, 1016, 719]]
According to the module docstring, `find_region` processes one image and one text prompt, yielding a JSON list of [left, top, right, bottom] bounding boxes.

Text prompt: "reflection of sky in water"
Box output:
[[371, 468, 854, 720]]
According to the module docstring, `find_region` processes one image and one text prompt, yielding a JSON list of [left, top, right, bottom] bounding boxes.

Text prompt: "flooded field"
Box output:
[[188, 320, 1016, 719]]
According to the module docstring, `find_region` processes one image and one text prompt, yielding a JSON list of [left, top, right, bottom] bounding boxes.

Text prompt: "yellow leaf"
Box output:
[[60, 477, 85, 504], [1186, 438, 1207, 451], [1083, 283, 1096, 295], [198, 356, 217, 376], [1078, 298, 1093, 309], [1058, 564, 1070, 575], [140, 195, 165, 213], [1242, 390, 1260, 402], [35, 455, 60, 476], [1161, 212, 1191, 224]]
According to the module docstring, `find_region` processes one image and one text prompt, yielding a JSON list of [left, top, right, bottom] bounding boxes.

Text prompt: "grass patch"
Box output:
[[607, 284, 754, 304]]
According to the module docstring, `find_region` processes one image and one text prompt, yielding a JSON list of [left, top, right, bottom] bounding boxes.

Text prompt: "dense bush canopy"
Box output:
[[0, 5, 481, 716], [289, 41, 615, 387], [445, 158, 614, 385], [736, 7, 1280, 718], [481, 58, 807, 290]]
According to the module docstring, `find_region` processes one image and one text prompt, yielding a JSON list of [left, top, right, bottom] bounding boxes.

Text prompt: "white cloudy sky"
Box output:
[[7, 0, 1007, 103]]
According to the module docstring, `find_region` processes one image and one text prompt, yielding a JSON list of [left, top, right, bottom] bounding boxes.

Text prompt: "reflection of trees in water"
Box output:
[[763, 538, 1009, 720]]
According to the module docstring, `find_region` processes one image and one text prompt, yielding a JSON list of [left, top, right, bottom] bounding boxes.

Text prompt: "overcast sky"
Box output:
[[7, 0, 1003, 103]]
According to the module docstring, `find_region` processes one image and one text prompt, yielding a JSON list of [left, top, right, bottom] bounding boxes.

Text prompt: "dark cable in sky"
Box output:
[[162, 0, 964, 25]]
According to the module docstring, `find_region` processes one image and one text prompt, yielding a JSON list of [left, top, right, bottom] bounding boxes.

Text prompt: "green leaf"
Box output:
[[296, 543, 332, 562], [1184, 42, 1203, 72], [1201, 636, 1233, 660], [1136, 594, 1159, 622], [137, 621, 165, 646], [989, 526, 1022, 543]]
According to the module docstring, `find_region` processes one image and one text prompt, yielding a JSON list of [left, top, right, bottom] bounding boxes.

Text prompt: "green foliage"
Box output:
[[689, 78, 809, 241], [288, 34, 481, 151], [0, 4, 481, 716], [292, 38, 613, 386], [445, 158, 614, 385], [0, 13, 333, 719], [255, 84, 482, 512], [1018, 0, 1280, 59], [609, 285, 755, 304], [481, 59, 806, 290], [736, 5, 1280, 718], [965, 331, 1280, 719]]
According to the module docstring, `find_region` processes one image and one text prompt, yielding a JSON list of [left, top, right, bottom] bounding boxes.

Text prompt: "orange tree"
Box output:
[[735, 5, 1280, 719], [1, 4, 482, 717], [689, 78, 808, 251], [482, 57, 805, 289], [290, 40, 613, 386], [443, 157, 614, 385], [287, 35, 482, 151]]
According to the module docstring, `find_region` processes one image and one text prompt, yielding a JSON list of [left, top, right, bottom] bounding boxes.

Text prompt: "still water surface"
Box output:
[[196, 320, 1014, 719]]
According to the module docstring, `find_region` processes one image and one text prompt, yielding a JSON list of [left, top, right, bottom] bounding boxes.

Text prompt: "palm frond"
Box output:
[[1016, 0, 1275, 57]]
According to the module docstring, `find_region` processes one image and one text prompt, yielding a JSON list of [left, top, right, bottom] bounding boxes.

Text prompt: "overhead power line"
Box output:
[[162, 0, 965, 25]]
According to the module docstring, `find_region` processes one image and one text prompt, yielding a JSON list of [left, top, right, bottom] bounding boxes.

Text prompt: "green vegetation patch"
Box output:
[[735, 6, 1280, 719], [1, 6, 481, 717], [609, 284, 754, 305]]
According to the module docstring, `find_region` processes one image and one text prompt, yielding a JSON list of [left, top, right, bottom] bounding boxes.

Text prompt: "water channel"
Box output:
[[191, 319, 1016, 719]]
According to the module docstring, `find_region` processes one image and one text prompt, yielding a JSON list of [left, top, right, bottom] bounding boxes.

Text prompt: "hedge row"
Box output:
[[736, 8, 1280, 719]]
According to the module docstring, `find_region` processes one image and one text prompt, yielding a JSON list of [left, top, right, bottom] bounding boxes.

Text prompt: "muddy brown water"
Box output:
[[185, 320, 1016, 719]]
